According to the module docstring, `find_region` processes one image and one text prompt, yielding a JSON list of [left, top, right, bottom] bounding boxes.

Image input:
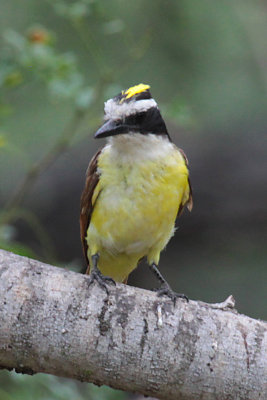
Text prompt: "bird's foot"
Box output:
[[87, 269, 116, 295], [154, 283, 189, 305]]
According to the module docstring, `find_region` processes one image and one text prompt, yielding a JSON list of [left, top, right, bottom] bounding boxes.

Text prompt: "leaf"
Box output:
[[103, 19, 125, 35], [4, 29, 26, 51], [3, 71, 23, 87], [0, 103, 13, 119], [75, 86, 94, 110], [0, 134, 7, 148], [48, 73, 83, 99], [52, 1, 91, 20]]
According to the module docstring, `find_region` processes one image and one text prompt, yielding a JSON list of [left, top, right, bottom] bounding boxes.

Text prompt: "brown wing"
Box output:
[[177, 148, 193, 217], [80, 149, 102, 273]]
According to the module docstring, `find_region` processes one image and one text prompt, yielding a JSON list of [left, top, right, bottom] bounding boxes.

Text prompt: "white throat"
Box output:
[[107, 133, 174, 163]]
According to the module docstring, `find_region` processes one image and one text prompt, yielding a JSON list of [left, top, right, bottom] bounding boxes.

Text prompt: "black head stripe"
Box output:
[[133, 89, 152, 102], [123, 107, 170, 139]]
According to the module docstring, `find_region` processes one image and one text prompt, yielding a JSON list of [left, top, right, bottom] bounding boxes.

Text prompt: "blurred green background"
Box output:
[[0, 0, 266, 399]]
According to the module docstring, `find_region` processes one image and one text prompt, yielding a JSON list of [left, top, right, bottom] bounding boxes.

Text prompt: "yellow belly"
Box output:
[[86, 144, 190, 282]]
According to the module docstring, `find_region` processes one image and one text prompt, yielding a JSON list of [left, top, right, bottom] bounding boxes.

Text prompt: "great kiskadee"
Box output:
[[80, 83, 192, 301]]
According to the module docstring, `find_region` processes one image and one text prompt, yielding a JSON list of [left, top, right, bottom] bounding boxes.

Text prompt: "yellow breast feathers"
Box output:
[[85, 133, 191, 282]]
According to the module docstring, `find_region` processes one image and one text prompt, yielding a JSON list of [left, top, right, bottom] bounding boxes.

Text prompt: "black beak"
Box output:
[[94, 119, 132, 139]]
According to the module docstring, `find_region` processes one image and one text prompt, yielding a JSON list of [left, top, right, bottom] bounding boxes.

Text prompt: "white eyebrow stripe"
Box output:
[[104, 98, 158, 120]]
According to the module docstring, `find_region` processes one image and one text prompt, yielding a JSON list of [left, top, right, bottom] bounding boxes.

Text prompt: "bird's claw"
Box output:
[[153, 284, 189, 305], [87, 269, 116, 295]]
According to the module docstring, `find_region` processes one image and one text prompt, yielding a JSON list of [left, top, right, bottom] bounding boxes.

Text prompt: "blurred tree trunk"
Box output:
[[0, 250, 266, 400]]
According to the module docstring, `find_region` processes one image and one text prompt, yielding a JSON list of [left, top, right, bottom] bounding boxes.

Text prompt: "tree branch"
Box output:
[[0, 249, 266, 400]]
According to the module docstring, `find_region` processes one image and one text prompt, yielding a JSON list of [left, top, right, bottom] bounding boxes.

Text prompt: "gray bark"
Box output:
[[0, 249, 266, 400]]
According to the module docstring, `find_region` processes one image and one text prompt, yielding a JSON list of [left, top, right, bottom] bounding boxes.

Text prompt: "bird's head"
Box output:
[[94, 83, 170, 140]]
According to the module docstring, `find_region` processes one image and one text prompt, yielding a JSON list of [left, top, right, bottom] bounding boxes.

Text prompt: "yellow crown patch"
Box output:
[[123, 83, 150, 100]]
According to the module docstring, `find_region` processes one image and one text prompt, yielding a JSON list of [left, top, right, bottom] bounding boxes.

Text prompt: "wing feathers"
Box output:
[[177, 148, 193, 217], [80, 149, 102, 272]]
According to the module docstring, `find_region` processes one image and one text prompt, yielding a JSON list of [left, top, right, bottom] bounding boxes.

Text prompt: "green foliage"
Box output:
[[0, 223, 36, 258], [52, 0, 98, 21], [2, 27, 86, 103], [0, 133, 7, 148], [0, 371, 127, 400]]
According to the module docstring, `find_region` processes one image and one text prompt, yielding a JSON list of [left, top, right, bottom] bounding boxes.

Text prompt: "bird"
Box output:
[[80, 83, 193, 302]]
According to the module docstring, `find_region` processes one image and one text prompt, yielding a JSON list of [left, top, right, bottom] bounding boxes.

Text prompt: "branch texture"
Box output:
[[0, 250, 266, 400]]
